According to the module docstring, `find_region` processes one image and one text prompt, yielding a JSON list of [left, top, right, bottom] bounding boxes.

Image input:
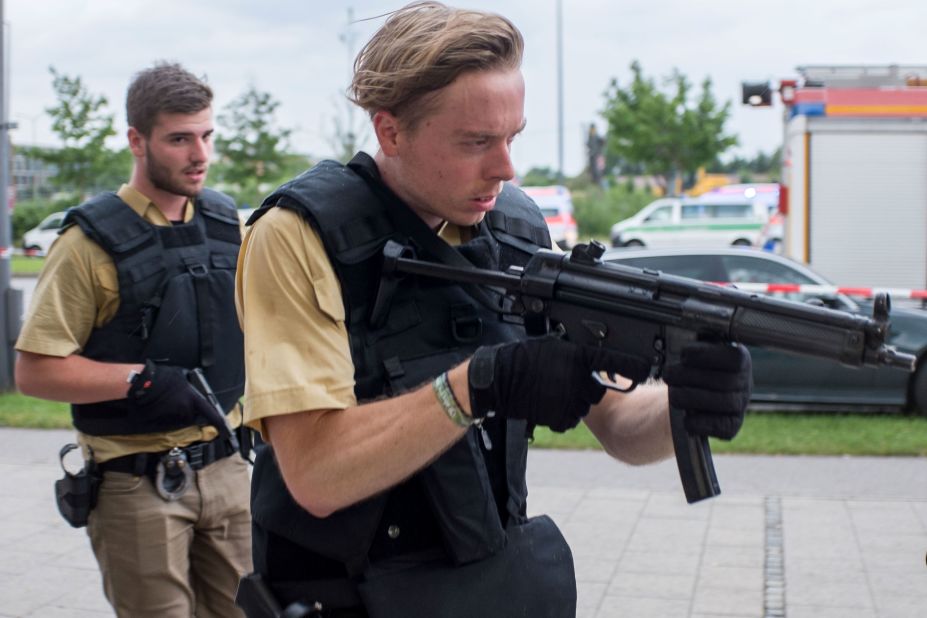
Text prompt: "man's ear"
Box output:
[[127, 127, 146, 158], [372, 110, 401, 157]]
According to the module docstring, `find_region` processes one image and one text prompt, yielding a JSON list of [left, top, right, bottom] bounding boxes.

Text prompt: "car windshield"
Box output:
[[40, 213, 65, 230]]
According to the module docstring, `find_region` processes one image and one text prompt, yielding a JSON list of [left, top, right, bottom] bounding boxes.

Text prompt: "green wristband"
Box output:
[[433, 372, 472, 428]]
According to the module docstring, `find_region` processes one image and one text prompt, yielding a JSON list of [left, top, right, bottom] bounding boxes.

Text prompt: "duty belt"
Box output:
[[97, 438, 236, 479]]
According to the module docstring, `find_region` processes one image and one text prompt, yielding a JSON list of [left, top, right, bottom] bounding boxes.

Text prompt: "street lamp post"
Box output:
[[0, 2, 23, 390]]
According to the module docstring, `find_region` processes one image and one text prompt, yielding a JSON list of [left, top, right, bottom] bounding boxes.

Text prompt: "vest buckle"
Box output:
[[186, 263, 208, 277]]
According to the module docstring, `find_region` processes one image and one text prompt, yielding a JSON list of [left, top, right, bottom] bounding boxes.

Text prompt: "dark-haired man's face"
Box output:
[[142, 109, 214, 197]]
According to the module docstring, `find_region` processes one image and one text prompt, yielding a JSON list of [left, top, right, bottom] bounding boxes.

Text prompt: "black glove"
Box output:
[[127, 360, 214, 428], [663, 342, 753, 440], [468, 337, 651, 433]]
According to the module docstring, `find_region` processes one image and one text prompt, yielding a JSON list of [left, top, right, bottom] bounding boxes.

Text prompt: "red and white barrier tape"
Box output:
[[715, 282, 927, 300]]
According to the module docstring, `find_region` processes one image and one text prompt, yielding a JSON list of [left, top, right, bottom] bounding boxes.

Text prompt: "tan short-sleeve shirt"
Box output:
[[16, 185, 240, 462], [236, 206, 470, 434]]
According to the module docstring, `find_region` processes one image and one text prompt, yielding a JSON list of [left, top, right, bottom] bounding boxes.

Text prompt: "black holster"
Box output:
[[54, 443, 101, 528]]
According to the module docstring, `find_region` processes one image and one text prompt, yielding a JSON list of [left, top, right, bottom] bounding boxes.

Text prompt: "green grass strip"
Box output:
[[0, 392, 71, 429], [532, 411, 927, 457], [11, 255, 46, 276]]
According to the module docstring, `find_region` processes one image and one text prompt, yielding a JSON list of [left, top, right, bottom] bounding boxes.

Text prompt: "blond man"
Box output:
[[236, 3, 751, 617]]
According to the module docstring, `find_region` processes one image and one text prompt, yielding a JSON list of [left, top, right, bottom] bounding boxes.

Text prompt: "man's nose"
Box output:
[[486, 142, 516, 182], [190, 137, 211, 162]]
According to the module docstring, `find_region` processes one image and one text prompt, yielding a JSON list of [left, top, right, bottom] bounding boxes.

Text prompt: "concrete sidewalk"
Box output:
[[0, 427, 925, 617]]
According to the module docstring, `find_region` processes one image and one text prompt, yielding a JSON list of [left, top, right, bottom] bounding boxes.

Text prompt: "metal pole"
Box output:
[[339, 7, 358, 155], [0, 1, 22, 391], [556, 0, 564, 182]]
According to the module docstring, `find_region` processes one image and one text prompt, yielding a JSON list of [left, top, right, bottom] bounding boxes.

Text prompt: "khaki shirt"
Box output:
[[16, 184, 242, 462], [236, 206, 470, 435]]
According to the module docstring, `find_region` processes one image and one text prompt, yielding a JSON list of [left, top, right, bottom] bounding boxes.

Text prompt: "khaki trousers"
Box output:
[[88, 453, 252, 618]]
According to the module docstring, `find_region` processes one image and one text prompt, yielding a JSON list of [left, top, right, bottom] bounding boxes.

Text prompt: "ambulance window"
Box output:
[[711, 203, 752, 218], [680, 204, 703, 220]]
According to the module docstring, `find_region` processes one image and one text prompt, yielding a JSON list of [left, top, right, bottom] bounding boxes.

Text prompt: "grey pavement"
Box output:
[[1, 427, 926, 617]]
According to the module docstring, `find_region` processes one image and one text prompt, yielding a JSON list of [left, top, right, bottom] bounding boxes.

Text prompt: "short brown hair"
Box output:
[[350, 1, 523, 128], [126, 62, 213, 136]]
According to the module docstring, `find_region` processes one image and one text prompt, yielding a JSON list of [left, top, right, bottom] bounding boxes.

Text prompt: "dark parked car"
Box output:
[[604, 247, 927, 413]]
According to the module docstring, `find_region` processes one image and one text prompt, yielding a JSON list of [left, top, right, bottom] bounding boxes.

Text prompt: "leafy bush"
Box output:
[[572, 184, 654, 240]]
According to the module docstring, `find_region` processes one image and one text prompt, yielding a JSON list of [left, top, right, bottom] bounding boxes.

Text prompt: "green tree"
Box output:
[[39, 67, 120, 199], [711, 147, 782, 181], [601, 61, 737, 195], [214, 86, 293, 205]]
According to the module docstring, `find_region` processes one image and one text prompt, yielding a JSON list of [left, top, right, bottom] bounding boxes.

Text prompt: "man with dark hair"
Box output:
[[15, 62, 251, 618], [235, 3, 751, 616]]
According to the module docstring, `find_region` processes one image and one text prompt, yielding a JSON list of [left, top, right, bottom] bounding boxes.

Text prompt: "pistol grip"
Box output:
[[669, 406, 720, 503]]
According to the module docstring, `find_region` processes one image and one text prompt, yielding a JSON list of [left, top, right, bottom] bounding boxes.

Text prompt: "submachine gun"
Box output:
[[382, 240, 916, 504]]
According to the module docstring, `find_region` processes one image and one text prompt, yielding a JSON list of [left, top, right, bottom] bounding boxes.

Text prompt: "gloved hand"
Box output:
[[468, 337, 651, 433], [663, 342, 753, 440], [127, 360, 214, 428]]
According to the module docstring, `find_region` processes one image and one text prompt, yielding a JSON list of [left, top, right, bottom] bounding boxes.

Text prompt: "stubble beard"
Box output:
[[145, 145, 206, 198]]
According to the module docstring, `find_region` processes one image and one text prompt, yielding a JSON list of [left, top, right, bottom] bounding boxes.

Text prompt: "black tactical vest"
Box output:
[[65, 189, 245, 436], [248, 154, 552, 583]]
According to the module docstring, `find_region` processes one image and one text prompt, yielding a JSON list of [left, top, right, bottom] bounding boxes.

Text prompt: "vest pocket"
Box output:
[[124, 259, 166, 286], [143, 271, 200, 367]]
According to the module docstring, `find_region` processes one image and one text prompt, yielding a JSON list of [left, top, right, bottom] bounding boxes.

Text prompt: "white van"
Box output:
[[609, 196, 770, 249]]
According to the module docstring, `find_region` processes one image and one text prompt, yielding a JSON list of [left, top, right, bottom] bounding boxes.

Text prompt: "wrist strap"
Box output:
[[433, 372, 472, 428]]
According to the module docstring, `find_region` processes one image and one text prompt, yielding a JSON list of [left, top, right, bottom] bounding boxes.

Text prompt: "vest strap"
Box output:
[[185, 256, 215, 368]]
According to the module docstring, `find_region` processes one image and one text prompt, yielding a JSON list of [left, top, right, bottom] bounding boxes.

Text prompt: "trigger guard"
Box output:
[[592, 371, 638, 393]]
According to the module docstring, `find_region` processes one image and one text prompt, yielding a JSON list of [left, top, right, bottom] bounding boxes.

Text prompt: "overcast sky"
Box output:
[[7, 0, 924, 177]]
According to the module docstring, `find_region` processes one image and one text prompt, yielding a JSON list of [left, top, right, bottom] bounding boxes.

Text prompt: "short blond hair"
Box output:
[[350, 1, 523, 129]]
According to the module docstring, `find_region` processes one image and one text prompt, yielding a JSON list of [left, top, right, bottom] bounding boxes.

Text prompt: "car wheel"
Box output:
[[22, 245, 41, 256], [731, 239, 752, 247], [911, 362, 927, 415], [623, 239, 644, 248]]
